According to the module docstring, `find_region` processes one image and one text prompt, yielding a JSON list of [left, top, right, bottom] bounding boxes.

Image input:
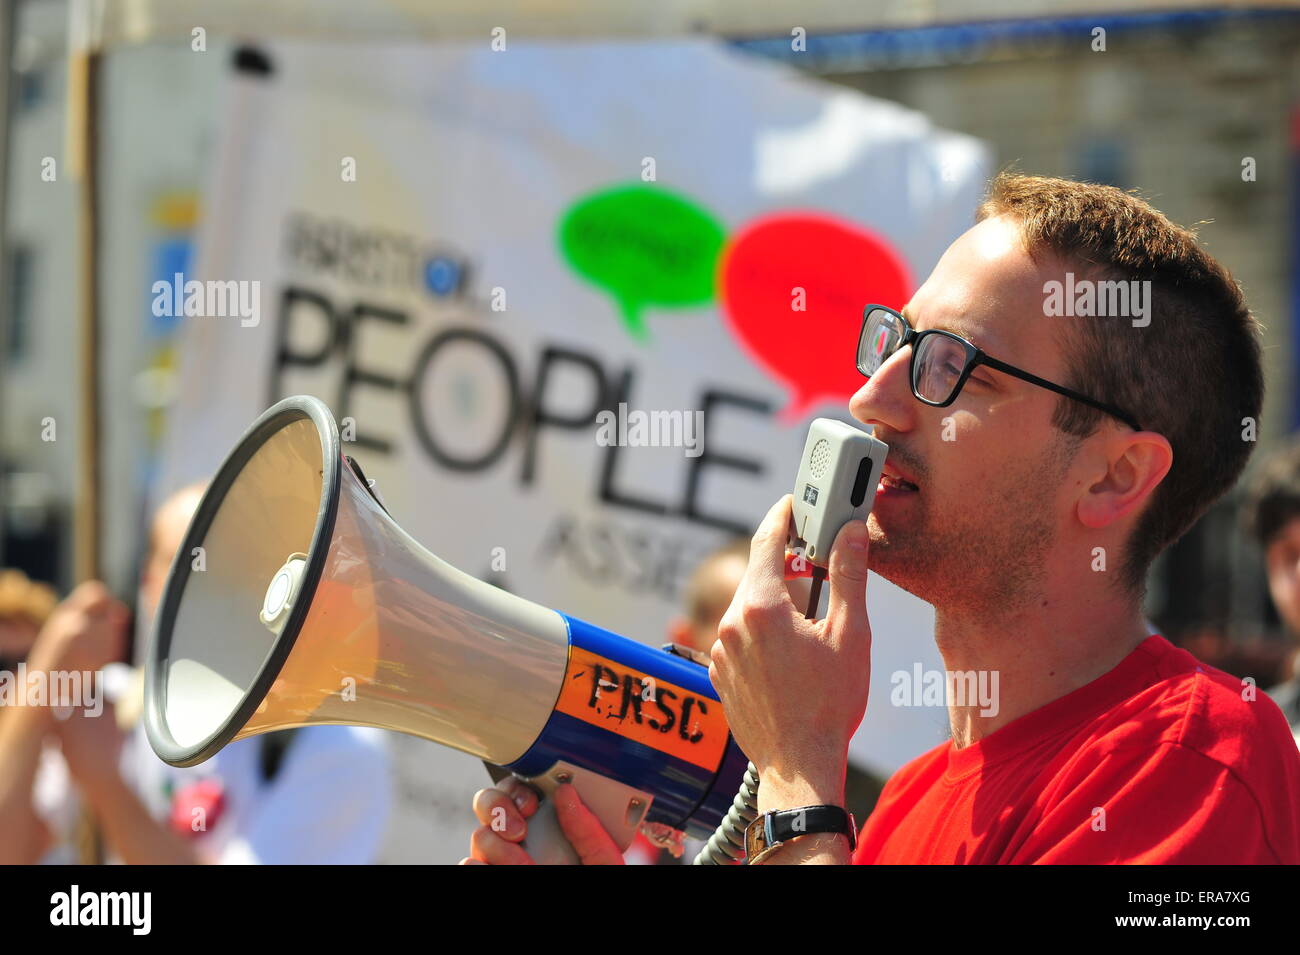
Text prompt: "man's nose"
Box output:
[[849, 348, 915, 433]]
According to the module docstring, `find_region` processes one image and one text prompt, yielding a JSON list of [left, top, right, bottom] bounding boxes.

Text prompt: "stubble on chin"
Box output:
[[865, 509, 940, 604], [864, 471, 1059, 615]]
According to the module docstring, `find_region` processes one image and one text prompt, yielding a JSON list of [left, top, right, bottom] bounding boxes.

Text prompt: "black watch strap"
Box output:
[[745, 805, 857, 863]]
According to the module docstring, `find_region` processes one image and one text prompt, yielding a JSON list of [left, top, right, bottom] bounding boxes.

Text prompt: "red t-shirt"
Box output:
[[853, 634, 1300, 864]]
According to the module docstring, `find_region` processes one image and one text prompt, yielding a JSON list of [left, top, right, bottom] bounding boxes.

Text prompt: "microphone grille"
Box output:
[[809, 438, 830, 479]]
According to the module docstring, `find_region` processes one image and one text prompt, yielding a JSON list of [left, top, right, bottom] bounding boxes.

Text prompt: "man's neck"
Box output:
[[933, 578, 1151, 749]]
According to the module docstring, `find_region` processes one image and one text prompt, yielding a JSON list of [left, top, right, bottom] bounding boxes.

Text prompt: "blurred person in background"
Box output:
[[1244, 439, 1300, 742], [0, 570, 58, 670], [0, 569, 106, 864], [9, 483, 393, 864], [665, 540, 754, 657]]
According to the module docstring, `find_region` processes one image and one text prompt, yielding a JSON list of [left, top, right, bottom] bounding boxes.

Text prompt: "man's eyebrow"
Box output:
[[901, 304, 995, 352], [948, 322, 990, 351]]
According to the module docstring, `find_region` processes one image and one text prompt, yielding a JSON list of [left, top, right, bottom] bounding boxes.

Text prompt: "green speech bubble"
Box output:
[[558, 184, 726, 340]]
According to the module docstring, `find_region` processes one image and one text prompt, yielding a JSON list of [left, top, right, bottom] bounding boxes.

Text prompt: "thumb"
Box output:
[[825, 519, 870, 629]]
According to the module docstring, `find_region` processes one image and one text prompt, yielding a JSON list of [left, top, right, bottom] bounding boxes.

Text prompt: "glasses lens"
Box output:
[[913, 334, 968, 403], [859, 308, 903, 376]]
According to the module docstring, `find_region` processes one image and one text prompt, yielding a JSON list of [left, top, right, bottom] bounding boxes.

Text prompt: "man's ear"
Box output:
[[1077, 431, 1173, 529]]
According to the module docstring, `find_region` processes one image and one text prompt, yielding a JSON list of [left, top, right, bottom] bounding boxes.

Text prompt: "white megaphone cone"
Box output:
[[144, 396, 751, 863]]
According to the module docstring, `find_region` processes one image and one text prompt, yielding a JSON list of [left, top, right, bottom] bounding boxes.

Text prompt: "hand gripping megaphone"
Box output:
[[143, 396, 754, 864]]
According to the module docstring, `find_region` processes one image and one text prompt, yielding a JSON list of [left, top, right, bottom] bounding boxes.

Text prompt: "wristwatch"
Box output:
[[744, 805, 857, 864]]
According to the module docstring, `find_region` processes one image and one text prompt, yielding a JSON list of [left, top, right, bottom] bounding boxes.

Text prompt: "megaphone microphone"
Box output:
[[143, 396, 751, 864]]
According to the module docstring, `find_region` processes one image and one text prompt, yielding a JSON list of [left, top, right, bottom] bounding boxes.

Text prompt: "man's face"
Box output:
[[849, 215, 1083, 612], [1265, 517, 1300, 637]]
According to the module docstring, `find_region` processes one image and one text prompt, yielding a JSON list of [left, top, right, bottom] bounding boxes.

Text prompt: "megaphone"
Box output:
[[144, 395, 752, 863]]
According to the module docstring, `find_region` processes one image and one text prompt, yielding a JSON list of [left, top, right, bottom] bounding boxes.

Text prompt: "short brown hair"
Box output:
[[976, 171, 1264, 593]]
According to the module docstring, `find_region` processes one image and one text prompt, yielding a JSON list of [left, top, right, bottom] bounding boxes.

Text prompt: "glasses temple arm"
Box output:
[[977, 355, 1142, 432]]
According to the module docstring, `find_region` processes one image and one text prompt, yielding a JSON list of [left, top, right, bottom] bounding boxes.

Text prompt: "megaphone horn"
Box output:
[[144, 395, 750, 863]]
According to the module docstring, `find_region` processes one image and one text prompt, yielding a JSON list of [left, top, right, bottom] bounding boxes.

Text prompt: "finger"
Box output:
[[471, 788, 527, 841], [469, 826, 535, 865], [747, 495, 796, 591], [72, 580, 112, 610], [498, 776, 541, 817], [825, 518, 871, 630], [458, 857, 486, 865], [87, 599, 128, 627], [551, 784, 625, 865]]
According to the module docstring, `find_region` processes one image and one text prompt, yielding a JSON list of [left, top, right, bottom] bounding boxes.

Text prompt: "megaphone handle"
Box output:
[[489, 761, 654, 865], [518, 794, 583, 865]]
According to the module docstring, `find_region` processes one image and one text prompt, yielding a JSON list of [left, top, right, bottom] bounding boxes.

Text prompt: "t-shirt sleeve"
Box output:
[[213, 730, 392, 866], [1008, 741, 1284, 864]]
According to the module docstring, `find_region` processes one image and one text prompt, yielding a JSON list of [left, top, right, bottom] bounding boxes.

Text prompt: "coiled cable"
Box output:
[[691, 761, 760, 865]]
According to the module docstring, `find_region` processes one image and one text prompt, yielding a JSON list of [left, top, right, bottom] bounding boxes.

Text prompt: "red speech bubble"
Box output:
[[719, 213, 912, 422]]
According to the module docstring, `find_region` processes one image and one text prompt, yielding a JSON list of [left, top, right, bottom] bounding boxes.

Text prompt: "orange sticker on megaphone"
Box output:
[[556, 646, 728, 771]]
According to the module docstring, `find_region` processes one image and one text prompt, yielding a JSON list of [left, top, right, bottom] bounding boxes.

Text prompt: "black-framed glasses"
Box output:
[[856, 304, 1142, 432]]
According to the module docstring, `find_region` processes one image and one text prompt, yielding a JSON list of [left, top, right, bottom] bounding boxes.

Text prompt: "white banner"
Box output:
[[158, 38, 986, 861]]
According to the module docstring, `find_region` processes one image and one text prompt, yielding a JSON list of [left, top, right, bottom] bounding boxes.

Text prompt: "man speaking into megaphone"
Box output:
[[464, 172, 1300, 865]]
